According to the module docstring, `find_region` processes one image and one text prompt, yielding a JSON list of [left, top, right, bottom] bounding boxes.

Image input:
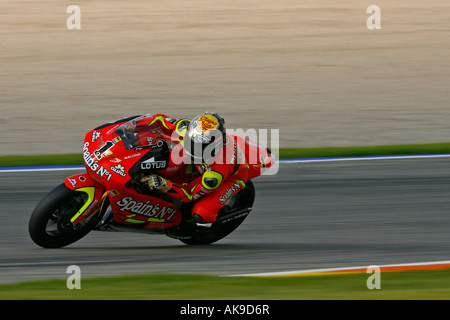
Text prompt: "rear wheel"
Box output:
[[179, 180, 255, 245], [28, 184, 100, 248]]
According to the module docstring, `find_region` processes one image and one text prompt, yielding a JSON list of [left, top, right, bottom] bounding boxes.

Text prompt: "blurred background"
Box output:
[[1, 0, 449, 155]]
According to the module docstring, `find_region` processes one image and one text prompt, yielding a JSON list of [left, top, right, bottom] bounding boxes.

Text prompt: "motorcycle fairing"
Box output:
[[64, 173, 106, 225], [80, 115, 189, 230], [108, 190, 182, 231]]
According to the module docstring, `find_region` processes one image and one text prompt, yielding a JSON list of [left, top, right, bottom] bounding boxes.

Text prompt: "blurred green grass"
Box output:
[[1, 270, 450, 300], [278, 142, 450, 159], [0, 153, 83, 167], [1, 143, 450, 167]]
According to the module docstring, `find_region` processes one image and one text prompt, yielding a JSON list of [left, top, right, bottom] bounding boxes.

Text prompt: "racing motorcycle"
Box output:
[[28, 114, 274, 248]]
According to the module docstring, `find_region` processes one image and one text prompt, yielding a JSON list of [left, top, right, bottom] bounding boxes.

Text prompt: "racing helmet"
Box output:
[[183, 112, 226, 164]]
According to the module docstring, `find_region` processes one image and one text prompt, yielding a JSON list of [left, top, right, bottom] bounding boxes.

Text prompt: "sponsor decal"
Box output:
[[141, 157, 168, 170], [124, 153, 141, 160], [245, 137, 262, 149], [94, 141, 113, 160], [190, 131, 211, 144], [219, 181, 243, 205], [147, 136, 164, 148], [105, 124, 121, 135], [193, 191, 206, 200], [91, 130, 101, 142], [110, 164, 127, 177], [84, 200, 99, 219], [114, 196, 177, 222], [196, 115, 219, 134], [68, 178, 77, 188], [93, 136, 122, 160], [107, 190, 120, 197], [229, 140, 237, 164], [96, 166, 112, 181], [166, 234, 193, 240], [83, 142, 112, 181], [221, 211, 250, 224]]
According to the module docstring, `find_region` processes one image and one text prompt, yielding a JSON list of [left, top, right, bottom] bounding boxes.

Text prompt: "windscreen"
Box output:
[[114, 114, 176, 150]]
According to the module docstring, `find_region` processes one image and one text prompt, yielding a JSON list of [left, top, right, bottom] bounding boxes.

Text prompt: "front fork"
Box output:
[[64, 173, 107, 226]]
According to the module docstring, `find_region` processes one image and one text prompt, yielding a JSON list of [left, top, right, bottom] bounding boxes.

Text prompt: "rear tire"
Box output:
[[28, 184, 97, 248], [179, 180, 255, 245]]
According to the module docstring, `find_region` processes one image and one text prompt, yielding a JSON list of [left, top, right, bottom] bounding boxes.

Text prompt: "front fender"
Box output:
[[64, 173, 106, 225], [64, 173, 102, 191]]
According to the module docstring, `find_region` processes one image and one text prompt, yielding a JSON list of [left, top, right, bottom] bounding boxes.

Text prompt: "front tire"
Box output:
[[29, 184, 97, 248]]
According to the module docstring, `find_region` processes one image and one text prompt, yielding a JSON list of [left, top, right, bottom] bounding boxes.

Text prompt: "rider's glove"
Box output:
[[141, 175, 172, 193]]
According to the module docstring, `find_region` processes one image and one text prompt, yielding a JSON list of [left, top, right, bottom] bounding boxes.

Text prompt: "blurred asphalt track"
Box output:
[[1, 1, 450, 155], [1, 157, 449, 284]]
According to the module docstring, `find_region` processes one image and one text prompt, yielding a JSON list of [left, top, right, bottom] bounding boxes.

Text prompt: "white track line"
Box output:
[[1, 154, 450, 173], [280, 154, 450, 163], [0, 165, 85, 173], [229, 260, 450, 277]]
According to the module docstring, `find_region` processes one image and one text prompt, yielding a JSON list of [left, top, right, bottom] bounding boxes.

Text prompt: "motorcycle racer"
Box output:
[[138, 112, 273, 226], [29, 111, 274, 248]]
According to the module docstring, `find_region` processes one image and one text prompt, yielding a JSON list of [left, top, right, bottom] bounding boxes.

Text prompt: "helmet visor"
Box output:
[[184, 130, 223, 164]]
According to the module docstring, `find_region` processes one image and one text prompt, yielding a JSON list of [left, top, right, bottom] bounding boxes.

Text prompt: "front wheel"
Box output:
[[179, 180, 256, 245], [28, 184, 100, 248]]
